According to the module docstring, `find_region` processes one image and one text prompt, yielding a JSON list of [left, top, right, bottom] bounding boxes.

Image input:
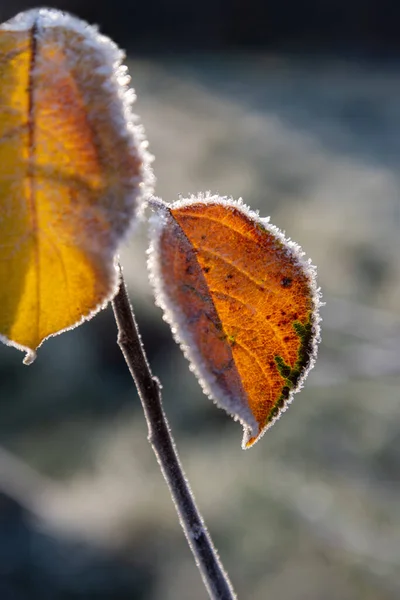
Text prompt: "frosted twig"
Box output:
[[111, 268, 237, 600]]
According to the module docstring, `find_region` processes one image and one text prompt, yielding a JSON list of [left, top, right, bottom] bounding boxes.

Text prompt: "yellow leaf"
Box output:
[[0, 9, 153, 363]]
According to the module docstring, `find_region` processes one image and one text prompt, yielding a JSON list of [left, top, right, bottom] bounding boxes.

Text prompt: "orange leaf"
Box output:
[[0, 9, 153, 364], [148, 194, 321, 448]]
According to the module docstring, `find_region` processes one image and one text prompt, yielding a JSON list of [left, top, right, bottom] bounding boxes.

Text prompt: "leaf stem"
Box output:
[[111, 268, 237, 600]]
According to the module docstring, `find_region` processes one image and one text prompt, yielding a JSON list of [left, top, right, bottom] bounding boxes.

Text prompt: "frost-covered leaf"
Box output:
[[148, 194, 321, 448], [0, 8, 153, 364]]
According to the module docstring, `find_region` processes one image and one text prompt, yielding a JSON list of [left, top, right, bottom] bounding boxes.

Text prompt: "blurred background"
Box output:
[[0, 0, 400, 598]]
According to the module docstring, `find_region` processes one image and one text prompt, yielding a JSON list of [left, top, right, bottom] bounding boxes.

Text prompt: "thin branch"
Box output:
[[111, 268, 237, 600]]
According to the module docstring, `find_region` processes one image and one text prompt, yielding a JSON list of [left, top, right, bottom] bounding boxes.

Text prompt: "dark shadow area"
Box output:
[[1, 1, 400, 56], [0, 491, 154, 599]]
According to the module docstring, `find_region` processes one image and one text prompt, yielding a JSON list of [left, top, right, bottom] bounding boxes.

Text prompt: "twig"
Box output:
[[111, 268, 237, 600]]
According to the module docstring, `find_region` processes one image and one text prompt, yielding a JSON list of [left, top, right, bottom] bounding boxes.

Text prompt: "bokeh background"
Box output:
[[0, 1, 400, 598]]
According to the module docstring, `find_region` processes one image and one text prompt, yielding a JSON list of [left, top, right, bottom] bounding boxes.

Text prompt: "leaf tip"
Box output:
[[23, 349, 37, 366]]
